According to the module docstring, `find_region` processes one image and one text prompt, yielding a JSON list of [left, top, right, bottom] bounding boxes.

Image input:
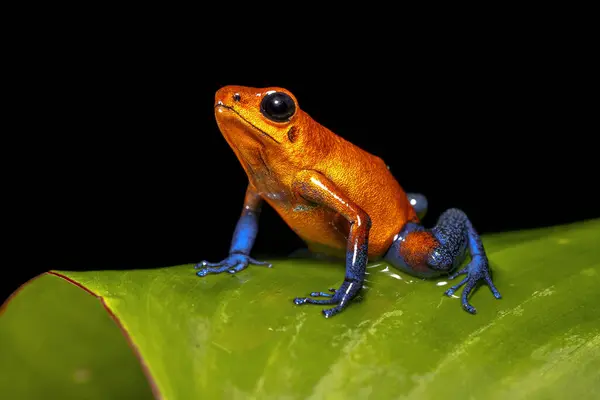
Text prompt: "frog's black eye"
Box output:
[[260, 92, 296, 122]]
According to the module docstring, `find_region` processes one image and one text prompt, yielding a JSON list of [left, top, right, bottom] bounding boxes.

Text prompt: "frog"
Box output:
[[195, 85, 501, 318]]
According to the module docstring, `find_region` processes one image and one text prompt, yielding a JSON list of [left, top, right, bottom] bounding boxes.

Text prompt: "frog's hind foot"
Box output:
[[444, 255, 502, 314], [384, 208, 502, 315]]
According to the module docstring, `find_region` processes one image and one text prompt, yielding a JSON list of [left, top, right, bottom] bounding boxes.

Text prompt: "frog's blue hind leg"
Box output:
[[384, 208, 501, 314]]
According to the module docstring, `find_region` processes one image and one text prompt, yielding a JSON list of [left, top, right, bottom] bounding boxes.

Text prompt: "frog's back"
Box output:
[[313, 132, 416, 257]]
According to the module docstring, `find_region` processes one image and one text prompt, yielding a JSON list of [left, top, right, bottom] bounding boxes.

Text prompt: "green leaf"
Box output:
[[0, 272, 155, 399], [2, 219, 599, 399]]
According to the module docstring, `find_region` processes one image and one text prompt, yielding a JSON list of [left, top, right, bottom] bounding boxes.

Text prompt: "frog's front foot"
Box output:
[[195, 253, 272, 277], [444, 255, 502, 314], [293, 279, 362, 318]]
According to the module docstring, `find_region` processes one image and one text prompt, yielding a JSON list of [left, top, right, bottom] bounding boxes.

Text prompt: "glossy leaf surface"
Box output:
[[1, 219, 599, 399]]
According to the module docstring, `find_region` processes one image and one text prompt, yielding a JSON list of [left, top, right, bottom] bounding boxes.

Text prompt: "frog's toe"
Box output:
[[293, 296, 337, 305], [294, 287, 338, 304], [194, 260, 223, 269], [443, 276, 478, 313], [247, 258, 273, 268], [485, 275, 502, 299], [196, 265, 234, 277], [444, 276, 468, 297], [309, 288, 336, 298], [322, 305, 345, 319], [226, 263, 247, 274]]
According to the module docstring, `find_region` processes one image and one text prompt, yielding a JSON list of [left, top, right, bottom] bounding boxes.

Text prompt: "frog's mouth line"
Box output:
[[215, 103, 281, 144]]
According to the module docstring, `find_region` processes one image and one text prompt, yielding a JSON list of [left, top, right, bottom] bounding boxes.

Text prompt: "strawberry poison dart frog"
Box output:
[[195, 86, 502, 318]]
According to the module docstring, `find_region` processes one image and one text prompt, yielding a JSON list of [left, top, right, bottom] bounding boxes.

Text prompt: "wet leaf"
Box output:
[[1, 219, 599, 399]]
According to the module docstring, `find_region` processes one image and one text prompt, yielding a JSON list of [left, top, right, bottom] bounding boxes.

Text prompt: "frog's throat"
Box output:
[[215, 104, 281, 144], [230, 140, 272, 182]]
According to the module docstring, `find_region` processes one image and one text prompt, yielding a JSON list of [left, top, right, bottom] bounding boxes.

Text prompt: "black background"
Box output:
[[3, 31, 597, 304]]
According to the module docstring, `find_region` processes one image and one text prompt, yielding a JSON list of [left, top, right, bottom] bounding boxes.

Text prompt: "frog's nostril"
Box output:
[[233, 93, 241, 102]]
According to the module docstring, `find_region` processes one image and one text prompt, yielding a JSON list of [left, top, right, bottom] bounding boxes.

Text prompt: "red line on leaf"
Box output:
[[0, 273, 46, 316], [47, 271, 163, 400]]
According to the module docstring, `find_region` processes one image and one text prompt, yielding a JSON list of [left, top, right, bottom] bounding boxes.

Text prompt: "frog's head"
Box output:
[[214, 85, 307, 152]]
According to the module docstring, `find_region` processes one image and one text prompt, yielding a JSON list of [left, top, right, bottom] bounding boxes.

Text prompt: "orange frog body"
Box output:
[[196, 86, 501, 318]]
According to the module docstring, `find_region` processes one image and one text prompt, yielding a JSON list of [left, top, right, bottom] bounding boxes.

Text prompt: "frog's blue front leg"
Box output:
[[291, 170, 371, 318], [385, 208, 501, 314], [195, 185, 271, 276]]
